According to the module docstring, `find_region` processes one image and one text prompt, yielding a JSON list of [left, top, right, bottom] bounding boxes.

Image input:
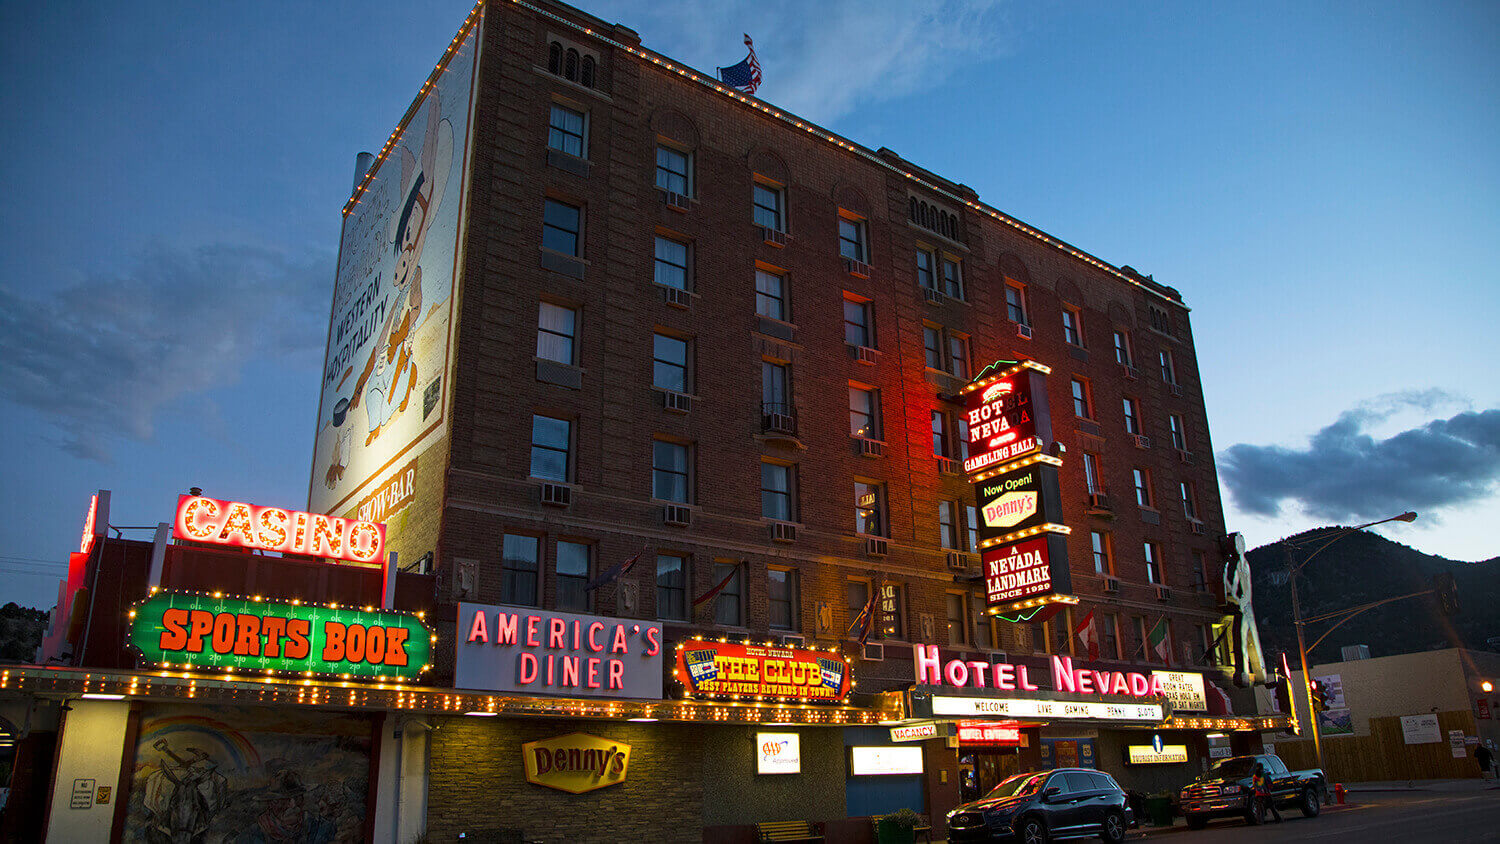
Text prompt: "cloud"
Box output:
[[0, 243, 331, 461], [1219, 393, 1500, 521], [593, 0, 1012, 121]]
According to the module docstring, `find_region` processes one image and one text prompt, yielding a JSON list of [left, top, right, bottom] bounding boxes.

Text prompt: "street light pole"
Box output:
[[1284, 511, 1417, 773]]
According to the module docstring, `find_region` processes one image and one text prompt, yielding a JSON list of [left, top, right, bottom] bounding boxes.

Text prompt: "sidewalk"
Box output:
[[1133, 802, 1361, 836], [1343, 778, 1500, 792]]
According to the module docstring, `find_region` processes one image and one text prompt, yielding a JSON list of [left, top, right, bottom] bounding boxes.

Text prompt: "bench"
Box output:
[[756, 820, 825, 843]]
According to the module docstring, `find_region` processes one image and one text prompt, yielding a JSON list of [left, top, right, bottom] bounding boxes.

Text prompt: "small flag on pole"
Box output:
[[1074, 610, 1099, 661], [693, 566, 740, 609], [1148, 617, 1172, 665], [717, 34, 762, 95], [585, 546, 646, 592], [847, 590, 877, 647]]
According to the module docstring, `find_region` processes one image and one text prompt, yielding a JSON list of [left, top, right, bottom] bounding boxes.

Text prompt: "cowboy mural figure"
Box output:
[[348, 95, 451, 449]]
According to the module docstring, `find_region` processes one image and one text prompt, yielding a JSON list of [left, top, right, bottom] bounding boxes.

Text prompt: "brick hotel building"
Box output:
[[301, 0, 1271, 835]]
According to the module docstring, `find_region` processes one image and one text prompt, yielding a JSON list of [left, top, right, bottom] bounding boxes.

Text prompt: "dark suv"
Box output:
[[946, 768, 1133, 843]]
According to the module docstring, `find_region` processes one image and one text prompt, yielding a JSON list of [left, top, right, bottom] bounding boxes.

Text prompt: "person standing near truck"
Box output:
[[1477, 743, 1494, 781], [1253, 763, 1282, 823]]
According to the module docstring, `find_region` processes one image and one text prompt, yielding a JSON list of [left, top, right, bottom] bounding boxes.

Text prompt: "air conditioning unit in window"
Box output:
[[862, 642, 885, 662], [660, 285, 690, 309], [769, 521, 796, 543], [922, 287, 944, 305], [844, 258, 872, 279], [662, 390, 691, 413], [1155, 585, 1173, 602], [1169, 383, 1184, 398], [864, 536, 888, 557], [781, 635, 805, 648], [762, 412, 797, 436], [946, 551, 970, 572], [855, 437, 884, 458], [1122, 364, 1138, 381], [1088, 492, 1113, 511], [762, 226, 786, 247], [848, 344, 878, 365], [1100, 575, 1120, 593], [1177, 449, 1195, 466], [663, 504, 691, 527], [1016, 323, 1033, 340], [936, 457, 960, 475], [1133, 434, 1152, 450], [539, 482, 572, 507], [662, 190, 689, 212], [1190, 520, 1205, 536]]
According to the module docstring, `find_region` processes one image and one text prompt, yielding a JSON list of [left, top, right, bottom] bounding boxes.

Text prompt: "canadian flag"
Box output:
[[1074, 610, 1100, 661]]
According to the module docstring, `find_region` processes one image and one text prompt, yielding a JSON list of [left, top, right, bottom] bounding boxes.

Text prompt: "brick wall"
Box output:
[[424, 0, 1233, 693]]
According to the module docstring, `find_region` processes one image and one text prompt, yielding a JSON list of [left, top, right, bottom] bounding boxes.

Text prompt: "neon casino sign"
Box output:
[[174, 494, 384, 564]]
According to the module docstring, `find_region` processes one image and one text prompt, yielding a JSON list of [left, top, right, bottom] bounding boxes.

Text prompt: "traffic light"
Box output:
[[1269, 678, 1293, 716], [1433, 572, 1459, 616], [1309, 678, 1328, 713]]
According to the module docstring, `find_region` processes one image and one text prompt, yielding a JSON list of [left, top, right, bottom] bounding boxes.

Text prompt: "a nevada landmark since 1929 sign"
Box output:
[[982, 533, 1072, 607]]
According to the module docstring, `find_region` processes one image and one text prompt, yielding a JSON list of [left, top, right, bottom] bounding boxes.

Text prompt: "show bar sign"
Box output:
[[457, 604, 663, 699], [129, 590, 431, 679], [677, 639, 850, 702], [961, 362, 1053, 475], [174, 495, 384, 565], [983, 534, 1071, 606]]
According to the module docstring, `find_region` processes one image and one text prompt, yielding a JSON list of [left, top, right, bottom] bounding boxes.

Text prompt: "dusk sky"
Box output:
[[2, 0, 1496, 609]]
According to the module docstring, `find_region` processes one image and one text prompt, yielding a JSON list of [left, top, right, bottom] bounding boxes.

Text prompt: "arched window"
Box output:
[[909, 197, 919, 222], [548, 42, 562, 75], [947, 215, 958, 239], [580, 55, 596, 88], [565, 48, 579, 81]]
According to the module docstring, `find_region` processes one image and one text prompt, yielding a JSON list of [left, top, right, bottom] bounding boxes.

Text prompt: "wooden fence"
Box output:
[[1273, 709, 1480, 782]]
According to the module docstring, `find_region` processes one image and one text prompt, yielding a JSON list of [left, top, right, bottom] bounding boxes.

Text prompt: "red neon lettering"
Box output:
[[945, 660, 969, 687], [496, 613, 518, 646], [261, 616, 288, 657], [572, 620, 581, 650], [644, 626, 660, 656], [587, 622, 604, 652], [967, 661, 990, 687], [546, 653, 555, 686], [608, 659, 624, 689], [467, 610, 488, 643], [384, 628, 409, 666], [586, 657, 601, 689], [548, 618, 566, 649], [256, 508, 290, 550], [308, 514, 342, 556], [914, 644, 942, 683], [178, 497, 221, 540], [1129, 674, 1149, 696], [210, 613, 236, 654], [1018, 665, 1038, 690], [518, 652, 538, 684], [561, 655, 580, 686], [611, 625, 628, 654], [525, 616, 540, 647], [995, 663, 1017, 690], [284, 619, 310, 659], [1052, 656, 1077, 692], [235, 614, 260, 656], [1077, 671, 1094, 694]]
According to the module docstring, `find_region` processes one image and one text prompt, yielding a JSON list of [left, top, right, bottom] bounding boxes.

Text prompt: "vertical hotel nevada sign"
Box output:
[[309, 8, 483, 522], [959, 360, 1075, 617]]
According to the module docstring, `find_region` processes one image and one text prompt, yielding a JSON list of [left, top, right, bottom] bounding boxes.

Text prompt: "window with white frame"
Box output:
[[653, 236, 689, 290], [652, 439, 690, 503], [849, 386, 879, 439], [948, 333, 970, 380], [1144, 541, 1162, 584], [755, 269, 787, 321], [761, 461, 793, 521], [652, 333, 688, 392], [1160, 349, 1177, 384], [1063, 306, 1083, 346], [941, 257, 964, 299], [916, 249, 936, 290], [753, 181, 783, 231], [548, 104, 586, 158], [938, 500, 959, 549], [1169, 414, 1186, 450], [838, 216, 867, 262], [946, 593, 968, 646], [542, 199, 581, 256], [1123, 397, 1141, 435], [1091, 531, 1114, 574], [500, 533, 540, 607], [1181, 481, 1198, 521], [655, 145, 690, 194], [530, 415, 571, 481], [536, 302, 577, 364], [1005, 283, 1028, 325], [1072, 378, 1094, 419], [1083, 452, 1102, 495], [1113, 330, 1133, 366], [843, 296, 872, 347], [1133, 468, 1152, 508]]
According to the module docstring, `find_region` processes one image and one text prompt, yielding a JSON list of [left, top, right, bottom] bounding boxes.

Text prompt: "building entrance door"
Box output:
[[959, 747, 1021, 802]]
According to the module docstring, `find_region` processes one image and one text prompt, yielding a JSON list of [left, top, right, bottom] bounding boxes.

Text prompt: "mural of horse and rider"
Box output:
[[124, 705, 372, 844]]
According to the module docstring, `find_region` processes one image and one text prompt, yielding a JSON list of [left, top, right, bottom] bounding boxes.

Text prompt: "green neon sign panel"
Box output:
[[129, 591, 432, 680]]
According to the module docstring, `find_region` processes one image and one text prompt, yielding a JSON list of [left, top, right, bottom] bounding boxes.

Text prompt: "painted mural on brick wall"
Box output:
[[123, 705, 373, 844], [309, 16, 480, 523]]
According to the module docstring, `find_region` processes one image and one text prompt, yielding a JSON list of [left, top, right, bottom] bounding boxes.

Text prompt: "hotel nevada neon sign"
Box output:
[[174, 494, 385, 564]]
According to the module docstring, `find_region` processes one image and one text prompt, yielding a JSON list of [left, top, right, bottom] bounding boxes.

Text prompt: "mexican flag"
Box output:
[[1148, 617, 1171, 665], [1074, 610, 1100, 660]]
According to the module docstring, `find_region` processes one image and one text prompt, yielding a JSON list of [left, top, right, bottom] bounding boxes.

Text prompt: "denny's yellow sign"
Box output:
[[522, 733, 631, 794]]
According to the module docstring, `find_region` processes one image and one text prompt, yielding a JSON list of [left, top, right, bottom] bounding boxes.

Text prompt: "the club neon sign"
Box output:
[[173, 495, 384, 564]]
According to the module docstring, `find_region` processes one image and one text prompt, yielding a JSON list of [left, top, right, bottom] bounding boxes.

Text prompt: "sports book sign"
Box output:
[[983, 534, 1071, 607], [975, 463, 1062, 541]]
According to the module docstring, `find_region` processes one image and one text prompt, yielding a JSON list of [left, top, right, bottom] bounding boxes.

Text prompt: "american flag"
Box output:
[[717, 34, 761, 95]]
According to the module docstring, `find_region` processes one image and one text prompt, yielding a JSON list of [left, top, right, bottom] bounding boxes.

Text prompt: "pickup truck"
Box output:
[[1177, 754, 1325, 829]]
